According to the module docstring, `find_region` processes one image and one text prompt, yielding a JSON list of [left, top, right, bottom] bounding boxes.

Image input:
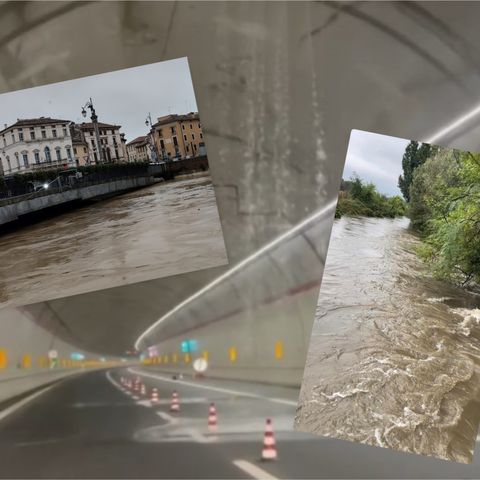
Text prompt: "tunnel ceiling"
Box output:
[[22, 265, 228, 357]]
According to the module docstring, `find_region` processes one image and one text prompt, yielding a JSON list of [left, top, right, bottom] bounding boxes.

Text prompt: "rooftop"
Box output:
[[0, 117, 71, 134], [152, 112, 199, 128], [80, 122, 121, 130], [127, 135, 148, 146]]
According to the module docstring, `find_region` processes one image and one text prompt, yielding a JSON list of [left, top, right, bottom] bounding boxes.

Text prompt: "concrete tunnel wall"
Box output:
[[138, 201, 337, 387], [0, 306, 118, 402]]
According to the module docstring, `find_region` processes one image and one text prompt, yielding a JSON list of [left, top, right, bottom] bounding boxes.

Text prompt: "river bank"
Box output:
[[295, 216, 480, 463]]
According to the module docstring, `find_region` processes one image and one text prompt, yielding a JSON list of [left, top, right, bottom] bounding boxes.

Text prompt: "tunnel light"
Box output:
[[43, 183, 49, 189], [70, 352, 85, 361]]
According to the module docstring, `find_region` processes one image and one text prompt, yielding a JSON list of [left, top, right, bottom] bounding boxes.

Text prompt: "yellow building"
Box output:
[[151, 112, 206, 161]]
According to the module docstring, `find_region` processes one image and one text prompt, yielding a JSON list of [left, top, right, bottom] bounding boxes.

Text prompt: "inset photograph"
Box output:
[[295, 129, 480, 463], [0, 57, 227, 308]]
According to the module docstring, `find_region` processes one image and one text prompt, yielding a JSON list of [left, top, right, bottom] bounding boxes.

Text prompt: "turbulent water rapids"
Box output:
[[295, 216, 480, 463]]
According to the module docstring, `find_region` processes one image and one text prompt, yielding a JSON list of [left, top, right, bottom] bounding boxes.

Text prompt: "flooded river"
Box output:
[[295, 216, 480, 463], [0, 173, 227, 308]]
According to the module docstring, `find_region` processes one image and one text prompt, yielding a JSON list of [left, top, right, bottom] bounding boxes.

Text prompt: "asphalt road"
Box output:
[[1, 368, 480, 478]]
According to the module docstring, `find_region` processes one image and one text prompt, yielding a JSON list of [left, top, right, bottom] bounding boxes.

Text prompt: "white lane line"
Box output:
[[105, 370, 124, 392], [0, 384, 56, 423], [128, 368, 297, 407], [232, 460, 279, 480], [156, 411, 177, 423], [187, 428, 209, 443]]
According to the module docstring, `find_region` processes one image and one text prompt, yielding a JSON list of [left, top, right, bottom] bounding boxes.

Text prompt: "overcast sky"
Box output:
[[0, 57, 198, 142], [342, 129, 410, 196]]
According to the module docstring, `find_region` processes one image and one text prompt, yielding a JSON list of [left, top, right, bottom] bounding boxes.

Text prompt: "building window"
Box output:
[[182, 124, 185, 131], [2, 137, 5, 147], [56, 148, 62, 161], [83, 147, 87, 153], [158, 129, 163, 137], [73, 147, 77, 155], [184, 134, 187, 141], [34, 151, 40, 164], [11, 133, 15, 143], [173, 136, 178, 146], [200, 133, 203, 139], [190, 124, 193, 129], [171, 126, 176, 134], [6, 156, 10, 171], [63, 128, 68, 137], [14, 152, 20, 169], [22, 153, 28, 167], [191, 133, 195, 140], [194, 144, 197, 151], [41, 128, 46, 139], [18, 130, 24, 141], [30, 128, 35, 140], [44, 146, 51, 162], [52, 129, 57, 138], [66, 147, 72, 161], [160, 139, 165, 149], [186, 145, 189, 153]]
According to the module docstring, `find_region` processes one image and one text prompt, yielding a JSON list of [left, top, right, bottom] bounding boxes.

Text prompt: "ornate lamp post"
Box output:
[[81, 98, 105, 164], [145, 113, 159, 163]]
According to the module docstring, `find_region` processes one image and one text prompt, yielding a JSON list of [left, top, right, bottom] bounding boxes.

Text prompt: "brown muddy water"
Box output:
[[295, 216, 480, 463], [0, 173, 227, 308]]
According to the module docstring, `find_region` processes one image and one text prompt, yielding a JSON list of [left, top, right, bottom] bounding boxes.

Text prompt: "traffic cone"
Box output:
[[151, 388, 159, 404], [140, 383, 146, 396], [261, 418, 277, 461], [170, 391, 180, 412], [208, 402, 217, 432]]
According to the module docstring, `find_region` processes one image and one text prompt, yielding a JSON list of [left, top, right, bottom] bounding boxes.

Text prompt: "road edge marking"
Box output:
[[232, 460, 279, 480], [128, 368, 297, 407], [0, 383, 56, 423]]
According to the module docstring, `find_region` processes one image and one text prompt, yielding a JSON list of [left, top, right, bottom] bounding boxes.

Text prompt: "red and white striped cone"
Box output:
[[208, 402, 217, 432], [261, 418, 277, 461], [170, 391, 180, 412], [140, 383, 146, 396], [150, 388, 159, 404]]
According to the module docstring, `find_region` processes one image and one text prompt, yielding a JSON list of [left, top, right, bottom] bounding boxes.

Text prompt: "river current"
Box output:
[[295, 216, 480, 463], [0, 173, 227, 308]]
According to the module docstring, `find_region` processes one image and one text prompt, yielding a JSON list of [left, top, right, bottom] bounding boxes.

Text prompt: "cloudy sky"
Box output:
[[0, 57, 198, 142], [343, 129, 410, 196]]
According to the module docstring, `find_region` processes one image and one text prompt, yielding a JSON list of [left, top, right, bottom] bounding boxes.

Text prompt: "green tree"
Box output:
[[398, 141, 437, 202], [412, 149, 480, 286]]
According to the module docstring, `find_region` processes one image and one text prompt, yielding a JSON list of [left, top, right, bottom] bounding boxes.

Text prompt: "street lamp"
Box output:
[[145, 113, 159, 163], [81, 98, 105, 164]]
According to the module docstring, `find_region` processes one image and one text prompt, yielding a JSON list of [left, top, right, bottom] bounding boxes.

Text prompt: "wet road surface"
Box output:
[[4, 367, 480, 478]]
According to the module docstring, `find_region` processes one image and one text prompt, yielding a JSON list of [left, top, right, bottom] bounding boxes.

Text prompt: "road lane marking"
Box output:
[[0, 384, 56, 423], [187, 428, 209, 443], [128, 368, 297, 406], [156, 411, 177, 423], [232, 460, 279, 480]]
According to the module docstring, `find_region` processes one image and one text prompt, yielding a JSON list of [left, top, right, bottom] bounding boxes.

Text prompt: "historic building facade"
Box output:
[[79, 122, 127, 164], [126, 135, 150, 162], [0, 117, 75, 174], [151, 112, 206, 161]]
